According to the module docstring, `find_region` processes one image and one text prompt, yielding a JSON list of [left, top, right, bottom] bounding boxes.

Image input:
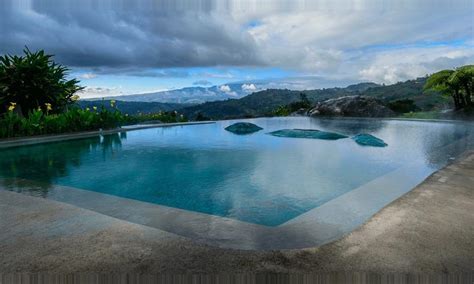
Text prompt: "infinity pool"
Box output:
[[0, 117, 472, 228]]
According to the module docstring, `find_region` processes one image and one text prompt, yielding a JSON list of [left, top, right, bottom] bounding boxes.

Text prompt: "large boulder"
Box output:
[[308, 96, 395, 117], [225, 122, 263, 135], [268, 129, 348, 140]]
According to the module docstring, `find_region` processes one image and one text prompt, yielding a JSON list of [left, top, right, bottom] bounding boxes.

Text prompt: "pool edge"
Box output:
[[0, 121, 215, 149]]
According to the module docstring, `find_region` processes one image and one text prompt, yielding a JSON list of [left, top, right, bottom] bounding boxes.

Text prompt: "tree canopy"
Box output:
[[424, 65, 473, 110]]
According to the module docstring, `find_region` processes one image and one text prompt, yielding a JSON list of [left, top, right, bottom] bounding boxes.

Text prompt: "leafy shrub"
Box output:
[[0, 102, 188, 139], [195, 112, 211, 121], [0, 108, 114, 138], [388, 99, 421, 113], [0, 48, 83, 116], [271, 93, 311, 116], [272, 105, 291, 116], [125, 110, 187, 124]]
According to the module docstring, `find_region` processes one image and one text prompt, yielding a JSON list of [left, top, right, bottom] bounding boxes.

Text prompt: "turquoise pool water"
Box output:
[[0, 117, 472, 226]]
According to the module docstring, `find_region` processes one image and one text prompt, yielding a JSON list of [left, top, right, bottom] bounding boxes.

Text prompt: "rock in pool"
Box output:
[[225, 122, 263, 135], [269, 129, 348, 140], [351, 134, 387, 147]]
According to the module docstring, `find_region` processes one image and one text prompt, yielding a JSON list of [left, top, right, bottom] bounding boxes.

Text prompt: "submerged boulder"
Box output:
[[352, 134, 387, 147], [225, 122, 263, 135], [269, 129, 348, 140], [308, 96, 395, 117]]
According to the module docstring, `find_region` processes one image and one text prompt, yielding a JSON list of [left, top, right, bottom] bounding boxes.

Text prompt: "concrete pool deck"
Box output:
[[0, 151, 473, 273]]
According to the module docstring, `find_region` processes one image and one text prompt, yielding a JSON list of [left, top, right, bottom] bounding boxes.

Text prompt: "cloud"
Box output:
[[201, 72, 235, 79], [241, 83, 257, 92], [78, 86, 123, 99], [0, 1, 262, 69], [219, 85, 231, 92], [358, 46, 474, 84], [243, 2, 473, 81], [193, 80, 213, 86], [124, 69, 190, 78], [78, 73, 97, 79], [219, 84, 238, 96], [1, 0, 472, 85]]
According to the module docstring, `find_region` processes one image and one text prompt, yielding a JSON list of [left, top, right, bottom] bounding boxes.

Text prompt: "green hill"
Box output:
[[181, 78, 449, 120], [77, 100, 191, 115]]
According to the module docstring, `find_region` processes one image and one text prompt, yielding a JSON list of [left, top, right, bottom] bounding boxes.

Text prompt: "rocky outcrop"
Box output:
[[268, 129, 348, 140], [225, 122, 263, 135], [308, 96, 395, 117], [352, 134, 388, 147]]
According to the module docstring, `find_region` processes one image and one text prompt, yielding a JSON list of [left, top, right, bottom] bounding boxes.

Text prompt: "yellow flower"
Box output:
[[110, 100, 116, 107], [93, 106, 97, 111], [37, 106, 42, 111], [45, 103, 52, 111], [7, 102, 16, 112], [86, 107, 90, 111], [71, 95, 80, 101]]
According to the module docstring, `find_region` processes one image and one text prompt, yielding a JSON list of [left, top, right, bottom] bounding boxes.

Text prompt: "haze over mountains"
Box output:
[[79, 77, 449, 120], [103, 83, 259, 104], [180, 77, 449, 120]]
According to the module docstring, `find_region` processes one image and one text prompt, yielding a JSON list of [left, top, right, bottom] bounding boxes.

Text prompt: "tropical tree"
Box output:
[[0, 48, 83, 116], [449, 65, 473, 106], [424, 65, 473, 110]]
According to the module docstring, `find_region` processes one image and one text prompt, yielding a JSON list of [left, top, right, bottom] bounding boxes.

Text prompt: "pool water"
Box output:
[[0, 117, 472, 226]]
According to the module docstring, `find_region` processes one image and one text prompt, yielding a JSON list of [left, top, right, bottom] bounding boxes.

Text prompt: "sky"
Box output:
[[0, 0, 473, 98]]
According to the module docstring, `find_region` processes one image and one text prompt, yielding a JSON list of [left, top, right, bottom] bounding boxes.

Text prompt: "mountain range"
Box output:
[[79, 77, 449, 120], [180, 77, 448, 120], [104, 83, 256, 104]]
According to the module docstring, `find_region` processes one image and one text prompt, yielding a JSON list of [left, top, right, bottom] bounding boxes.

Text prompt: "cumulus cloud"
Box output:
[[241, 83, 257, 92], [358, 46, 474, 84], [219, 85, 232, 92], [243, 1, 473, 81], [219, 84, 238, 96]]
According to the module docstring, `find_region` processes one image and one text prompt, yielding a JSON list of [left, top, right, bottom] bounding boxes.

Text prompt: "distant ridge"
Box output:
[[103, 83, 254, 104], [180, 78, 449, 120], [78, 78, 449, 119]]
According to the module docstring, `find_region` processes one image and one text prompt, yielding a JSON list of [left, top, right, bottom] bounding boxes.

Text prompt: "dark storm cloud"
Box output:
[[0, 0, 262, 70], [89, 67, 191, 78]]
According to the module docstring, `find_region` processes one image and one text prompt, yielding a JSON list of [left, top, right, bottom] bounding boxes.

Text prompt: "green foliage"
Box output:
[[0, 48, 83, 116], [0, 103, 188, 138], [272, 105, 291, 116], [0, 107, 123, 138], [424, 65, 473, 110], [125, 111, 188, 124], [387, 99, 420, 113], [195, 112, 211, 121], [77, 100, 190, 114], [272, 93, 314, 116], [288, 93, 311, 110], [424, 70, 454, 94], [182, 78, 448, 120]]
